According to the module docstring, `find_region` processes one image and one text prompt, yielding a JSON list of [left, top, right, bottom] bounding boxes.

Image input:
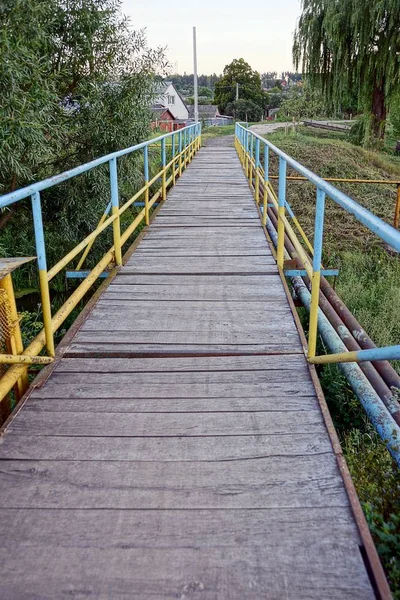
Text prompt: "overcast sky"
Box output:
[[121, 0, 302, 75]]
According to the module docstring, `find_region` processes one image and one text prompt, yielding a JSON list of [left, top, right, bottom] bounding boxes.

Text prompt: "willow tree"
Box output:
[[293, 0, 400, 140]]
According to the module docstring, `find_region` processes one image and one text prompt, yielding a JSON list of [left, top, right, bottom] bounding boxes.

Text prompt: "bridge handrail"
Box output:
[[236, 124, 400, 251], [235, 122, 400, 366], [0, 127, 196, 208], [0, 123, 201, 402]]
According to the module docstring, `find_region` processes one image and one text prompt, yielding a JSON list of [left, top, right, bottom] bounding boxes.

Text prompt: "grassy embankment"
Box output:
[[264, 126, 400, 594]]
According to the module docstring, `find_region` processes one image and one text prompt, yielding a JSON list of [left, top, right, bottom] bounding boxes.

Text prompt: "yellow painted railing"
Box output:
[[235, 123, 400, 366], [0, 124, 201, 406]]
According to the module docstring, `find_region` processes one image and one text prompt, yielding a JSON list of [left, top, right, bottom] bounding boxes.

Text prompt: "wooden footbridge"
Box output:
[[0, 125, 398, 598]]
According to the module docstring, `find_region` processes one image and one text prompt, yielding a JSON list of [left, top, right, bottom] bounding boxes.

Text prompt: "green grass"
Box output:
[[263, 126, 400, 594], [201, 124, 236, 141]]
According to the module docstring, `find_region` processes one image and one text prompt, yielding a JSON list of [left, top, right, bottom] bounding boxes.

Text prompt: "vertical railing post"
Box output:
[[109, 157, 122, 266], [0, 274, 28, 397], [179, 130, 183, 176], [245, 129, 249, 176], [31, 191, 55, 357], [172, 132, 176, 185], [277, 157, 287, 269], [308, 187, 326, 358], [161, 137, 167, 201], [262, 144, 269, 227], [255, 137, 260, 203], [143, 145, 149, 225], [395, 184, 400, 229], [249, 133, 254, 188], [183, 129, 187, 168]]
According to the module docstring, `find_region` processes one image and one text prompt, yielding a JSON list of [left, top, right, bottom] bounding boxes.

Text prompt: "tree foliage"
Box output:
[[214, 59, 265, 115], [268, 93, 283, 109], [293, 0, 400, 141], [168, 73, 221, 96], [261, 71, 278, 88], [225, 99, 263, 122], [279, 85, 326, 121], [0, 0, 166, 261]]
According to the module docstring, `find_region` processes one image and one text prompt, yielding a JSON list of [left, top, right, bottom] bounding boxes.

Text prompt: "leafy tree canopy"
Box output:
[[293, 0, 400, 141], [261, 72, 278, 88], [279, 85, 326, 120], [268, 93, 283, 109], [0, 0, 166, 263], [225, 98, 263, 122], [214, 59, 266, 115], [168, 73, 220, 96]]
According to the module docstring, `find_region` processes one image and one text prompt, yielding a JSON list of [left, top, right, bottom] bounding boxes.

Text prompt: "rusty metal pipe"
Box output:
[[264, 214, 400, 462], [319, 278, 400, 391], [265, 202, 400, 420], [261, 181, 400, 392]]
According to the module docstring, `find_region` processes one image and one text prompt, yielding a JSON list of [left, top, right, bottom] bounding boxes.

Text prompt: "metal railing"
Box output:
[[0, 123, 201, 401], [235, 122, 400, 367]]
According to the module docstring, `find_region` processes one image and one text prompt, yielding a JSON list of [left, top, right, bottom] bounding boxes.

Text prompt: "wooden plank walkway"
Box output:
[[0, 139, 376, 598]]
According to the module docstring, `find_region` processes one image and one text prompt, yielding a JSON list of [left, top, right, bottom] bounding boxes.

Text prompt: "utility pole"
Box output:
[[193, 27, 198, 123], [236, 82, 239, 101]]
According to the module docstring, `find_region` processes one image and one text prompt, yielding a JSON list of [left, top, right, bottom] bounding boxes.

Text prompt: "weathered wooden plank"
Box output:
[[8, 410, 324, 437], [121, 256, 276, 274], [0, 432, 332, 461], [90, 299, 292, 313], [13, 395, 319, 414], [66, 340, 304, 358], [86, 302, 294, 324], [141, 226, 265, 235], [38, 369, 314, 388], [0, 454, 349, 509], [102, 285, 286, 301], [0, 532, 373, 599], [29, 379, 314, 399], [55, 354, 308, 373], [0, 506, 361, 547], [78, 317, 297, 337], [132, 249, 271, 256]]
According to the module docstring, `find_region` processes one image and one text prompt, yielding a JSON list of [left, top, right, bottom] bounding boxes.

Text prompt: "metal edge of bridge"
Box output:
[[0, 138, 392, 599]]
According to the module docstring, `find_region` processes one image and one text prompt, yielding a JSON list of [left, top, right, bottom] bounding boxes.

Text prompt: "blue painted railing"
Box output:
[[0, 123, 201, 400], [235, 122, 400, 365]]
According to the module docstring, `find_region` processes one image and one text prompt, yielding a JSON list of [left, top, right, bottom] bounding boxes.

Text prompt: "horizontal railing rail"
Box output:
[[0, 123, 201, 402], [235, 122, 400, 366]]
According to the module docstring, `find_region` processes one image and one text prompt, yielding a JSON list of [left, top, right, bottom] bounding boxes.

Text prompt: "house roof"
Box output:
[[188, 104, 217, 119], [151, 105, 175, 120], [155, 81, 189, 113], [155, 80, 171, 95]]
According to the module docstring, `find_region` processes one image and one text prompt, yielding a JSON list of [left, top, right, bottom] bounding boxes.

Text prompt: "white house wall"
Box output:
[[155, 83, 189, 120]]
